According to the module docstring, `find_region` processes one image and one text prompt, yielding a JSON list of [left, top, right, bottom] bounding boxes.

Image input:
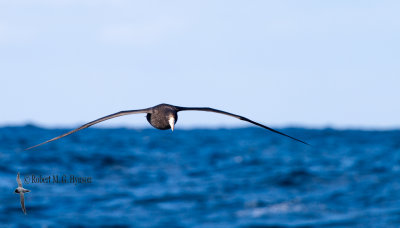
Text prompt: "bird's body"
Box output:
[[15, 172, 30, 215], [14, 187, 30, 194], [146, 104, 178, 130], [26, 103, 308, 150]]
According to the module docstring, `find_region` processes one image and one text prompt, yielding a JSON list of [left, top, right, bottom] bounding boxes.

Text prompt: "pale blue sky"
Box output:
[[1, 1, 399, 129]]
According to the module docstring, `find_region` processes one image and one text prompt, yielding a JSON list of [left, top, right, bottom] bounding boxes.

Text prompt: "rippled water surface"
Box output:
[[1, 126, 400, 227]]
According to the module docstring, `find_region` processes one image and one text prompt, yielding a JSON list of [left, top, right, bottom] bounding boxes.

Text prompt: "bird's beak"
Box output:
[[169, 117, 175, 131]]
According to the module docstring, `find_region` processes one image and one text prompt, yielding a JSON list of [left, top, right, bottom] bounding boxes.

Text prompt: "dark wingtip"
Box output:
[[291, 136, 311, 146], [300, 140, 312, 146]]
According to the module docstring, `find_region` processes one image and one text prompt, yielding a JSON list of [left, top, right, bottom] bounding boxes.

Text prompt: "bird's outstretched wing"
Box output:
[[175, 106, 309, 145], [25, 108, 151, 150], [17, 172, 22, 187], [20, 193, 26, 215]]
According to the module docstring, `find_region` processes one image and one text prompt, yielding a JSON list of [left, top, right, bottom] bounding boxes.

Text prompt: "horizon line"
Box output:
[[1, 122, 400, 131]]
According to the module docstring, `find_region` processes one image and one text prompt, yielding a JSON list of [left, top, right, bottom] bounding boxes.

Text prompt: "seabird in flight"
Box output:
[[15, 172, 30, 215], [26, 103, 308, 150]]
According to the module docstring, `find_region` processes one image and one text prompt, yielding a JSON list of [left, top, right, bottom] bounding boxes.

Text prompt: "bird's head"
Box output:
[[168, 113, 177, 131]]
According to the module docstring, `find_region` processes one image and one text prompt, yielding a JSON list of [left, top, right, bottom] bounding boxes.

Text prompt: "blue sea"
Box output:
[[1, 126, 400, 227]]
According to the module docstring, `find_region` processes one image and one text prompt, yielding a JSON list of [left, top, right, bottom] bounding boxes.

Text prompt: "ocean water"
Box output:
[[1, 126, 400, 227]]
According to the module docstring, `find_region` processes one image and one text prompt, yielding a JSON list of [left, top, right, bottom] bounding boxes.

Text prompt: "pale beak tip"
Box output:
[[169, 117, 175, 132]]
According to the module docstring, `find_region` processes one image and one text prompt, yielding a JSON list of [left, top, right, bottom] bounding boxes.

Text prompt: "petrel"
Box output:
[[14, 172, 30, 215], [26, 103, 308, 150]]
